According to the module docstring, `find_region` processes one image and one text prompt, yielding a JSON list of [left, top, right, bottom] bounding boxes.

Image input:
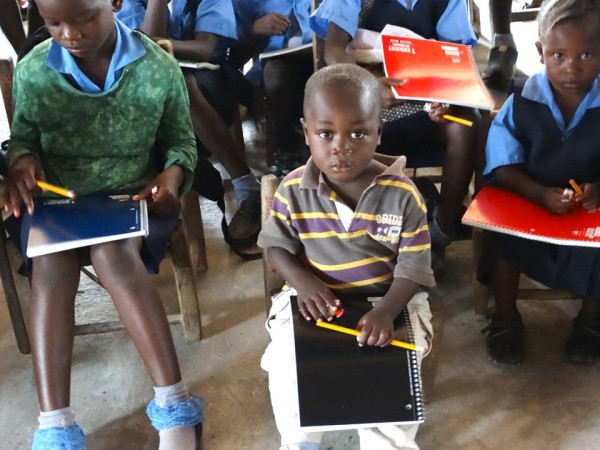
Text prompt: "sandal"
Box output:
[[565, 318, 600, 363], [483, 315, 525, 365]]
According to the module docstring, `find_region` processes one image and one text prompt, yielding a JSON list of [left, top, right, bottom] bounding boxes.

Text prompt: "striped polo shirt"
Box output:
[[258, 156, 435, 295]]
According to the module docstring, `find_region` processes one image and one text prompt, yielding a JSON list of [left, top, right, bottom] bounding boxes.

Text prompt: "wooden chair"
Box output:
[[0, 56, 206, 354]]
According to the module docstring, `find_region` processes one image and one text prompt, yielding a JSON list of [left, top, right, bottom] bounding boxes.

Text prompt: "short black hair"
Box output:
[[304, 63, 382, 119], [538, 0, 600, 42]]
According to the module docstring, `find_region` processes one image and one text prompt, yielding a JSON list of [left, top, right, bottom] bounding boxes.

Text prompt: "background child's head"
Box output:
[[36, 0, 122, 60], [301, 64, 383, 183], [536, 0, 600, 98]]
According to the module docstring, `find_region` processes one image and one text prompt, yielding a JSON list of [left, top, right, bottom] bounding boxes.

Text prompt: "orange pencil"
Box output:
[[569, 179, 584, 196], [36, 180, 77, 199]]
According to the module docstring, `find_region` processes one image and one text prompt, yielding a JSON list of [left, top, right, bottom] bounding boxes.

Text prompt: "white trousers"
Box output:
[[260, 289, 433, 450]]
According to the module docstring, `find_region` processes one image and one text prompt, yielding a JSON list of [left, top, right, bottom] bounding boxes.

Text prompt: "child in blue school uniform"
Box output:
[[234, 0, 313, 174], [5, 0, 203, 449], [481, 0, 600, 365], [118, 0, 262, 246], [310, 0, 481, 265]]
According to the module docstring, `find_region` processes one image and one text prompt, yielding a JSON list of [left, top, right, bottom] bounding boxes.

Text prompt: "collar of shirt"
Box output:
[[299, 155, 408, 194], [45, 19, 146, 94], [522, 71, 600, 133]]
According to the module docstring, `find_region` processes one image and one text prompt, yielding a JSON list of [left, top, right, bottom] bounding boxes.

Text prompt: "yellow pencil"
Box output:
[[569, 179, 584, 196], [36, 180, 77, 199], [442, 114, 473, 127], [316, 320, 424, 352]]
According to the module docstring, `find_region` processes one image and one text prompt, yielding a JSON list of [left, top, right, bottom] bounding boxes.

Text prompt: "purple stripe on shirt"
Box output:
[[398, 229, 431, 249], [291, 217, 346, 234], [307, 259, 396, 285]]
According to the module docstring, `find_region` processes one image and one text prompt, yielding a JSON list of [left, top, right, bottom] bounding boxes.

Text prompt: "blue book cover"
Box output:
[[27, 193, 148, 258]]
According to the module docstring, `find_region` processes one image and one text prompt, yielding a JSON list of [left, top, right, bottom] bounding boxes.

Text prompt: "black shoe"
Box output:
[[565, 318, 600, 363], [483, 45, 518, 80], [483, 315, 525, 365], [228, 198, 261, 247]]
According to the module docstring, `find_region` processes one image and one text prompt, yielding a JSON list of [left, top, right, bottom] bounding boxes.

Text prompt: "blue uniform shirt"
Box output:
[[310, 0, 476, 46], [234, 0, 311, 84], [168, 0, 238, 40], [45, 19, 146, 94], [484, 72, 600, 175], [115, 0, 148, 30]]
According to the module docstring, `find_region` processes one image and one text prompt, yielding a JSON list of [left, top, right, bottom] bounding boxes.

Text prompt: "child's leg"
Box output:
[[485, 259, 525, 364], [261, 290, 323, 449], [433, 112, 479, 254], [184, 72, 261, 244], [263, 58, 311, 172], [90, 239, 202, 449], [566, 296, 600, 363], [29, 251, 86, 449]]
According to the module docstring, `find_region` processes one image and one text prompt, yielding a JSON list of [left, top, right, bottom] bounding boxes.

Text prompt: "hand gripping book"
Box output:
[[291, 295, 424, 432], [27, 193, 149, 257], [381, 35, 494, 110], [462, 186, 600, 246]]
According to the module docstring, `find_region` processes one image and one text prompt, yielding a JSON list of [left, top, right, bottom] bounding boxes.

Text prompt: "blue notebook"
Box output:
[[27, 193, 148, 258]]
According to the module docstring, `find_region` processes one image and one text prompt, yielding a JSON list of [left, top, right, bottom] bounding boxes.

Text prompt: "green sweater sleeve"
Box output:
[[157, 64, 197, 194]]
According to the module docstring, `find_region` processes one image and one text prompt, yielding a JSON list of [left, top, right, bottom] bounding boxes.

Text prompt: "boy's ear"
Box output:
[[300, 117, 310, 146], [535, 41, 544, 64], [112, 0, 123, 13], [377, 121, 383, 146]]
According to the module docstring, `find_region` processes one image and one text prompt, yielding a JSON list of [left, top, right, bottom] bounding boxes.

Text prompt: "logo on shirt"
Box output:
[[374, 214, 403, 243]]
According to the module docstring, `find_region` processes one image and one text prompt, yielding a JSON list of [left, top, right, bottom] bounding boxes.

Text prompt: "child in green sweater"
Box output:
[[5, 0, 201, 449]]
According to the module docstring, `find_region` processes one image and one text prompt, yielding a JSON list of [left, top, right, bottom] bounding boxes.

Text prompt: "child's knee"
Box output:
[[32, 251, 79, 280], [90, 239, 141, 277]]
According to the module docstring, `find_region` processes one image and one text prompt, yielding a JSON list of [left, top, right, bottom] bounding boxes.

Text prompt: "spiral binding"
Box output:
[[403, 308, 424, 421]]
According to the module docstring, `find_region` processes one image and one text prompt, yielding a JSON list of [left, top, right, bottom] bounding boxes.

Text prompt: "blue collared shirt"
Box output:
[[45, 19, 146, 94], [484, 72, 600, 175], [115, 0, 148, 30], [168, 0, 238, 41], [310, 0, 477, 46], [234, 0, 311, 84]]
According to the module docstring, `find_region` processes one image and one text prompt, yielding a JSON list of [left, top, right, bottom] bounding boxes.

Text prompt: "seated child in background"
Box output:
[[5, 0, 202, 448], [258, 63, 435, 450], [234, 0, 313, 175], [119, 0, 262, 247], [310, 0, 481, 265], [481, 0, 600, 365]]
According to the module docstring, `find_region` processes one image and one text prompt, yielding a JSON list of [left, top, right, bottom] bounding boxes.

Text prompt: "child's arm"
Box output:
[[138, 0, 170, 38], [267, 247, 340, 321], [356, 277, 419, 347], [170, 32, 218, 62], [5, 155, 44, 217], [495, 165, 576, 215]]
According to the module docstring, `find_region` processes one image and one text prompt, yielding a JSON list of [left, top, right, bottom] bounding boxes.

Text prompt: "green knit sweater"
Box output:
[[7, 33, 197, 195]]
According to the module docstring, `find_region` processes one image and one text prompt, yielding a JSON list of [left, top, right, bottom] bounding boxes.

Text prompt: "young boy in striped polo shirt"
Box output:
[[258, 63, 435, 450]]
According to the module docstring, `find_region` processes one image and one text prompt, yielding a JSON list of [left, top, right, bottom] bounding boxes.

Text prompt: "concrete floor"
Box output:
[[2, 3, 600, 450]]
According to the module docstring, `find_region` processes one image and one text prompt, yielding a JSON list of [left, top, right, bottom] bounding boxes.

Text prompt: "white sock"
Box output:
[[154, 381, 196, 450], [492, 33, 516, 49], [38, 407, 76, 430], [159, 426, 196, 450], [154, 380, 189, 407], [231, 173, 260, 205]]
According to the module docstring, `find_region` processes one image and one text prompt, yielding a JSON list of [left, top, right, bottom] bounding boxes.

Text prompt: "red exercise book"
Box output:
[[462, 186, 600, 247], [381, 35, 494, 110]]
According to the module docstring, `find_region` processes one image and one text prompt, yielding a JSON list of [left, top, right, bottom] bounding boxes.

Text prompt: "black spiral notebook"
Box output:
[[291, 295, 424, 432]]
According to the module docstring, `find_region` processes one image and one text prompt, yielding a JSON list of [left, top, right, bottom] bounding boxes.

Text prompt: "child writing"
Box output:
[[5, 0, 202, 448], [258, 63, 435, 450], [309, 0, 481, 266], [481, 0, 600, 365]]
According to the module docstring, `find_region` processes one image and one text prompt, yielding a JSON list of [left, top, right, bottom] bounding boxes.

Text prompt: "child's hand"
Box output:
[[5, 155, 44, 217], [542, 187, 575, 214], [378, 77, 407, 109], [296, 277, 341, 322], [577, 183, 600, 212], [356, 308, 395, 347], [252, 13, 290, 36], [133, 165, 183, 216], [425, 102, 452, 124]]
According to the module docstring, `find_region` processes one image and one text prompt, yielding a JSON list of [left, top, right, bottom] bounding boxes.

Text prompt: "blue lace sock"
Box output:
[[31, 423, 85, 450]]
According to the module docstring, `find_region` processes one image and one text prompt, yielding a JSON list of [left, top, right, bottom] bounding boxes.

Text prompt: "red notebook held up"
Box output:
[[462, 186, 600, 247], [381, 35, 494, 110]]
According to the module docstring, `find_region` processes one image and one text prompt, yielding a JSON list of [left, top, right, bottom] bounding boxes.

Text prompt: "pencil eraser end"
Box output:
[[68, 192, 77, 200]]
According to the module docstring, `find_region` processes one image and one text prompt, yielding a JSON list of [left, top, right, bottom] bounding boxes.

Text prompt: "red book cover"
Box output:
[[381, 35, 494, 110], [462, 186, 600, 247]]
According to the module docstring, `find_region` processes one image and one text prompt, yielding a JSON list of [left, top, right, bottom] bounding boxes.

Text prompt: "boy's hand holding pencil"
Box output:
[[571, 179, 600, 213], [5, 155, 44, 217], [296, 278, 342, 322]]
